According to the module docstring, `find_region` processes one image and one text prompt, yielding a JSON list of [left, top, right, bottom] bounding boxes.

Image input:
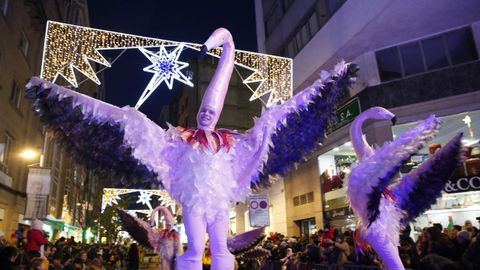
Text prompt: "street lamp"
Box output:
[[20, 149, 40, 161]]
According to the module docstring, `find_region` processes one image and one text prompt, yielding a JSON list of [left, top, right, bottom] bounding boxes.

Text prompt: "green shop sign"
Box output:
[[327, 98, 361, 134]]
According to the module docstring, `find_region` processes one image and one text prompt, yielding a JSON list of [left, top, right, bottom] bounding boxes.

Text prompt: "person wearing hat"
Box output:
[[26, 220, 48, 253]]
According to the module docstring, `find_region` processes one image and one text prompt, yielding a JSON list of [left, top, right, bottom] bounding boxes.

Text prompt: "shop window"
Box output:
[[422, 36, 449, 70], [399, 42, 425, 76], [0, 0, 8, 16], [392, 110, 480, 230], [319, 142, 356, 193], [445, 27, 478, 65]]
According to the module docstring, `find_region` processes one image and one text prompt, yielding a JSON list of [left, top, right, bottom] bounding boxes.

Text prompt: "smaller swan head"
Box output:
[[365, 107, 396, 125]]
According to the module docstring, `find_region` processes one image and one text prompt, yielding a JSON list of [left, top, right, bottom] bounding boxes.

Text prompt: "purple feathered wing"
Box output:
[[116, 209, 156, 249], [392, 133, 464, 224], [243, 62, 359, 190], [25, 78, 164, 189], [118, 208, 266, 255]]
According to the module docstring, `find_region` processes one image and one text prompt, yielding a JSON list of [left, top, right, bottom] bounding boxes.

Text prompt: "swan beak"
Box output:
[[391, 116, 397, 126], [198, 45, 209, 59]]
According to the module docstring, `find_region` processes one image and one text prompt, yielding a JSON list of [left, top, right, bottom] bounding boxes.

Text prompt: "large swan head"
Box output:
[[364, 106, 397, 125], [196, 28, 235, 130]]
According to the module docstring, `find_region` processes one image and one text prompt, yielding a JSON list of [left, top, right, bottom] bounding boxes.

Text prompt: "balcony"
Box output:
[[0, 167, 12, 188], [357, 60, 480, 110]]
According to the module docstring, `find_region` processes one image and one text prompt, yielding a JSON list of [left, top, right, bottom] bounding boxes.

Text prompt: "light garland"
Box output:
[[101, 188, 175, 214], [136, 45, 193, 109], [41, 21, 292, 107]]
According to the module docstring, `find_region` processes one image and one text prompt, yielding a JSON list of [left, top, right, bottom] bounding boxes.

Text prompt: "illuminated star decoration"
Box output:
[[135, 45, 193, 109], [136, 190, 153, 210]]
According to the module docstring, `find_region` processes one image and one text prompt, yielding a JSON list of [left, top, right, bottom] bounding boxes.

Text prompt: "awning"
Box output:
[[44, 215, 65, 230]]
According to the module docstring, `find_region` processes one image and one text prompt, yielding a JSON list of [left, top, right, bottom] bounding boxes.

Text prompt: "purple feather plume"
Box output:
[[252, 64, 358, 190], [116, 209, 153, 249], [396, 133, 464, 224], [25, 84, 160, 189], [227, 226, 266, 255]]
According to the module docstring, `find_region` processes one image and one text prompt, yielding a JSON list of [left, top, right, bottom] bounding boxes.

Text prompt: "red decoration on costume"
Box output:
[[178, 127, 236, 152], [160, 229, 180, 240], [382, 188, 396, 202]]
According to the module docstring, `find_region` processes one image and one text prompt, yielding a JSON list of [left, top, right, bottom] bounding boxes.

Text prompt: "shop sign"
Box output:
[[444, 175, 480, 193], [327, 98, 361, 134], [248, 195, 270, 227]]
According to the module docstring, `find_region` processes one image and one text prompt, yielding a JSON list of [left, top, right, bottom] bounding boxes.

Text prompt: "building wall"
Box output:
[[0, 0, 101, 239], [284, 158, 323, 236], [255, 0, 480, 235], [0, 0, 50, 235]]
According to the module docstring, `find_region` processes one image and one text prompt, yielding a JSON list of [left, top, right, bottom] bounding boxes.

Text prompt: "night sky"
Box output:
[[87, 0, 257, 121]]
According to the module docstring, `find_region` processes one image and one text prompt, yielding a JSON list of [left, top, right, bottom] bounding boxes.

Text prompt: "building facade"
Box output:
[[0, 0, 103, 242], [253, 0, 480, 236]]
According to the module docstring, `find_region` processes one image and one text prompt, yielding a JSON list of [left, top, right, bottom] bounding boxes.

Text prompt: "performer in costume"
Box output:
[[25, 28, 357, 269], [117, 207, 267, 269], [346, 107, 464, 270], [150, 206, 181, 270]]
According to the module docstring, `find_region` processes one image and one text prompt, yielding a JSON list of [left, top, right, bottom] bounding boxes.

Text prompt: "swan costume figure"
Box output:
[[346, 107, 464, 270], [26, 28, 357, 269], [117, 207, 267, 270], [116, 206, 181, 270]]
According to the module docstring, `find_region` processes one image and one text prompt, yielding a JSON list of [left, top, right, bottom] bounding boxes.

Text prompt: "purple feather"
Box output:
[[396, 133, 464, 224], [116, 209, 153, 249], [252, 64, 358, 190], [227, 226, 266, 255], [25, 85, 160, 189]]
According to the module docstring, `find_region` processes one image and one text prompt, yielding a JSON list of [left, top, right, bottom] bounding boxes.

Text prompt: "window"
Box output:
[[9, 81, 22, 109], [293, 196, 300, 206], [422, 36, 449, 70], [0, 0, 8, 16], [376, 47, 402, 81], [376, 27, 479, 82], [445, 27, 478, 65], [0, 133, 13, 169], [307, 191, 314, 203], [399, 42, 425, 76], [20, 31, 29, 57], [294, 191, 314, 206]]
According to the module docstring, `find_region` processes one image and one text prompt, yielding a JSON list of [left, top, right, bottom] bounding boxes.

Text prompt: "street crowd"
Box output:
[[1, 219, 479, 270]]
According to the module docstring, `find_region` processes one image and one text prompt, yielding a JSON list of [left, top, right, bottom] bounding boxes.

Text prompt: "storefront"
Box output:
[[318, 140, 357, 231], [392, 109, 480, 237]]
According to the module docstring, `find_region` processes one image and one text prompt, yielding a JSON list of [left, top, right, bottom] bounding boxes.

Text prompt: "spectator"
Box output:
[[29, 257, 45, 270], [426, 227, 454, 259], [26, 220, 48, 253], [0, 231, 7, 252], [332, 234, 350, 265], [127, 243, 139, 270], [0, 246, 19, 270], [414, 253, 460, 270], [462, 233, 480, 270]]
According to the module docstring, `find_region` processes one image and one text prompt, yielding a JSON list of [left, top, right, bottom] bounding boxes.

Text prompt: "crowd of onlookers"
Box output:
[[250, 219, 479, 270], [0, 225, 142, 270], [1, 219, 479, 270]]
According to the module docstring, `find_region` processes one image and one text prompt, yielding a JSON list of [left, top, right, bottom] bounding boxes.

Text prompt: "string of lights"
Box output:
[[41, 21, 292, 107]]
